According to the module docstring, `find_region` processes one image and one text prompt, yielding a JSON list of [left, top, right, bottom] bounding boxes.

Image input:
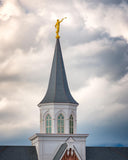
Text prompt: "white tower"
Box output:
[[30, 39, 88, 160]]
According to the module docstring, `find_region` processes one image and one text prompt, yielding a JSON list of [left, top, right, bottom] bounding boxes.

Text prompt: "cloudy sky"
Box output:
[[0, 0, 128, 146]]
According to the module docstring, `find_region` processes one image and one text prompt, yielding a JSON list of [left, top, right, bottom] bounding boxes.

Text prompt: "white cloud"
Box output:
[[75, 1, 128, 41], [0, 0, 22, 21], [0, 97, 8, 110], [77, 75, 128, 126]]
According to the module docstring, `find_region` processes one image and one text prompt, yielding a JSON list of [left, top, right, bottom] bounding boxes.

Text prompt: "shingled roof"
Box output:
[[86, 147, 128, 160], [53, 146, 128, 160], [51, 145, 128, 160], [39, 39, 78, 105], [0, 146, 128, 160], [0, 146, 38, 160]]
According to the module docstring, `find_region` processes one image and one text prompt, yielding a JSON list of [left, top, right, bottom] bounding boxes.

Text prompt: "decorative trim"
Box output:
[[29, 133, 89, 141], [38, 103, 78, 107]]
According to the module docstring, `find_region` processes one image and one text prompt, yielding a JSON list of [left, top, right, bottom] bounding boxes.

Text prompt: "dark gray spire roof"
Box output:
[[39, 39, 78, 105]]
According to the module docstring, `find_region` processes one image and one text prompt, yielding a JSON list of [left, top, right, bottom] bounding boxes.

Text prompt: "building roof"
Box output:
[[53, 143, 67, 160], [86, 147, 128, 160], [0, 146, 38, 160], [39, 39, 78, 106], [51, 145, 128, 160], [0, 146, 128, 160]]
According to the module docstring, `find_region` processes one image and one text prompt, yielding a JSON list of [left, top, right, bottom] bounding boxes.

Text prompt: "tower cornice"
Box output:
[[38, 102, 78, 108]]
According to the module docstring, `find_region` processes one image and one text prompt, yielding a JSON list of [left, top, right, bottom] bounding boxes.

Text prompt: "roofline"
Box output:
[[38, 102, 79, 107], [29, 133, 89, 141]]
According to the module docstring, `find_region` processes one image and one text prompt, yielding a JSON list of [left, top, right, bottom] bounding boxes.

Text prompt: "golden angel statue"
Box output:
[[55, 17, 67, 39]]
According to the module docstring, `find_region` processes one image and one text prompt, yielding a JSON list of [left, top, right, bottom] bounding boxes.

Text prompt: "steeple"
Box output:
[[30, 22, 88, 160], [38, 39, 78, 106]]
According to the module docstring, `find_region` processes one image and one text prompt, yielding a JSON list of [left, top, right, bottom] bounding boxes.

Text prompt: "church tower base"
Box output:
[[30, 134, 88, 160]]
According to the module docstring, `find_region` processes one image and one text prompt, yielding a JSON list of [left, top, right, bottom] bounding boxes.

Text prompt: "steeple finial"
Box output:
[[55, 17, 67, 39]]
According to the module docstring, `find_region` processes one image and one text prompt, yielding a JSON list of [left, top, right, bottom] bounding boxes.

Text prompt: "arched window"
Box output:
[[69, 115, 74, 134], [57, 114, 64, 133], [46, 114, 52, 133]]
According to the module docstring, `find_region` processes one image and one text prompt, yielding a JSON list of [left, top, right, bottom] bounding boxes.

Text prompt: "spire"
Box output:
[[38, 39, 78, 106]]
